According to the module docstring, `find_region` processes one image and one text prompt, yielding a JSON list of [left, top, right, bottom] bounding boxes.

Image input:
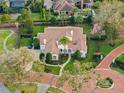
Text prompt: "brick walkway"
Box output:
[[80, 44, 124, 93], [23, 45, 124, 93]]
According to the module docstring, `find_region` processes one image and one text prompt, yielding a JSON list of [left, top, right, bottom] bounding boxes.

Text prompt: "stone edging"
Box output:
[[59, 55, 71, 76], [3, 30, 14, 54]]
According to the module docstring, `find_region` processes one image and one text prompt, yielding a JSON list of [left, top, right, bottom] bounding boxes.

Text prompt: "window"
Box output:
[[53, 56, 56, 60], [64, 49, 67, 53], [68, 49, 72, 53]]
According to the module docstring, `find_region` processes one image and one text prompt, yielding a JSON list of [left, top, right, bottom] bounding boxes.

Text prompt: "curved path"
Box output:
[[23, 45, 124, 93], [80, 44, 124, 93], [97, 44, 124, 69], [3, 30, 14, 54]]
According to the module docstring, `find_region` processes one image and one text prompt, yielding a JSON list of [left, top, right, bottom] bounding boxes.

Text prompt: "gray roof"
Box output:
[[0, 84, 11, 93], [0, 0, 4, 2]]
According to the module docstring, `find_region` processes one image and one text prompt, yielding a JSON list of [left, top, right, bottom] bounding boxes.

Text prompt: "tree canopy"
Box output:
[[0, 47, 43, 83], [59, 36, 70, 46]]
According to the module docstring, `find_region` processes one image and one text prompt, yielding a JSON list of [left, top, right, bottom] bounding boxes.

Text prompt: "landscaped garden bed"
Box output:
[[97, 77, 114, 89]]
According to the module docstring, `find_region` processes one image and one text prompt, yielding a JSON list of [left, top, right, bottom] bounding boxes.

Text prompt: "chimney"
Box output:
[[71, 30, 73, 36], [43, 39, 47, 44]]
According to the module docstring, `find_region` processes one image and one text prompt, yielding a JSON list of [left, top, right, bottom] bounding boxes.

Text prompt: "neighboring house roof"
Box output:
[[9, 0, 26, 7], [53, 0, 75, 11], [44, 0, 53, 9], [38, 27, 87, 54], [0, 0, 4, 2], [0, 84, 11, 93], [84, 0, 93, 3]]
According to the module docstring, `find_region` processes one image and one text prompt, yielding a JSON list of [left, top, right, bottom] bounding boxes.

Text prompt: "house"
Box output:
[[83, 0, 93, 8], [53, 0, 75, 13], [9, 0, 27, 12], [44, 0, 53, 9], [44, 0, 93, 13], [38, 27, 87, 60]]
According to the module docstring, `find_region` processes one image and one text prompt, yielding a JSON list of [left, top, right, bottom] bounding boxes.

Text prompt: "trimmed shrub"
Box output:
[[46, 53, 52, 64], [39, 52, 45, 61], [97, 77, 113, 88], [33, 38, 40, 49], [72, 50, 81, 60]]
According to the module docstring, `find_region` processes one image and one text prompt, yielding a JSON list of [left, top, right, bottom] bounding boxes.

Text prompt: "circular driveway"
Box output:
[[80, 45, 124, 93]]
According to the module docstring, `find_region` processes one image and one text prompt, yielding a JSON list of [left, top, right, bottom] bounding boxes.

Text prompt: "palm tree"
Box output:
[[59, 36, 70, 47]]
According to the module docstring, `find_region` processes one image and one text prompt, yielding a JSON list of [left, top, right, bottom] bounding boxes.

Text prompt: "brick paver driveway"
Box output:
[[97, 44, 124, 69], [80, 44, 124, 93], [23, 45, 124, 93]]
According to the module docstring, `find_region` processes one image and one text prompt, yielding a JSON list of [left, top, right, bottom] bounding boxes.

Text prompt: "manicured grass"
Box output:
[[111, 67, 124, 74], [20, 37, 32, 46], [0, 30, 16, 54], [31, 13, 41, 21], [82, 23, 93, 35], [20, 26, 44, 47], [111, 54, 124, 74], [33, 26, 44, 36], [45, 65, 61, 75], [47, 87, 65, 93], [81, 24, 98, 62], [6, 33, 16, 50], [7, 83, 37, 93], [64, 59, 75, 72], [20, 26, 44, 36], [116, 54, 124, 63], [81, 23, 124, 62]]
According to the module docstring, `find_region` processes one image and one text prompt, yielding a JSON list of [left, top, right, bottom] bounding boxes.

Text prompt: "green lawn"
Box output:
[[81, 24, 124, 62], [20, 26, 44, 47], [111, 67, 124, 74], [33, 26, 44, 36], [111, 54, 124, 74], [32, 60, 60, 75], [20, 37, 32, 46], [31, 13, 41, 21], [0, 29, 16, 55], [6, 33, 16, 50], [7, 83, 37, 93], [116, 54, 124, 63], [45, 65, 61, 75]]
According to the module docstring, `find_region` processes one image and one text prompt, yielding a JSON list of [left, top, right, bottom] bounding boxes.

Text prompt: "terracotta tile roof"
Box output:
[[38, 27, 87, 54], [53, 0, 75, 11]]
